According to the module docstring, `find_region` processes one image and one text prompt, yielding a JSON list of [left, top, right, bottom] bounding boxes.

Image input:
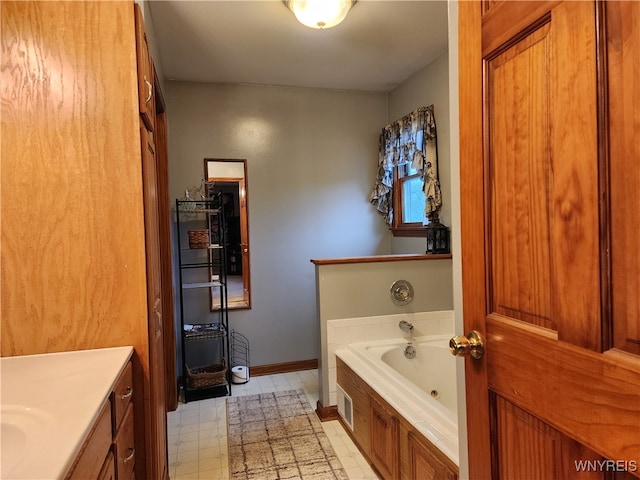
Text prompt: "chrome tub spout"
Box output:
[[399, 320, 414, 335]]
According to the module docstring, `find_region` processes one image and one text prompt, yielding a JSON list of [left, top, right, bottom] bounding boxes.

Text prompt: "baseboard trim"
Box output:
[[315, 400, 339, 422], [250, 359, 318, 377]]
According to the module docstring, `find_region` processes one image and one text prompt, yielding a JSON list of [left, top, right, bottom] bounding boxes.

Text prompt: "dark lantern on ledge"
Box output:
[[425, 213, 450, 254]]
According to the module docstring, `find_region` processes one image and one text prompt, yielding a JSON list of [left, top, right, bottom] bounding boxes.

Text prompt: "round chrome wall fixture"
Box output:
[[390, 280, 414, 306]]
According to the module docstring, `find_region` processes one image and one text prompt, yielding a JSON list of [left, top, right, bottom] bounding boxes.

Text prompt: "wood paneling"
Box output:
[[337, 357, 458, 480], [336, 357, 371, 458], [407, 431, 457, 480], [549, 1, 600, 350], [607, 1, 640, 356], [494, 395, 606, 480], [487, 0, 600, 346], [114, 404, 136, 480], [97, 452, 115, 480], [488, 24, 553, 329], [370, 395, 400, 480], [461, 0, 640, 476], [310, 254, 451, 266], [487, 316, 640, 465], [495, 395, 561, 479], [67, 402, 112, 480], [1, 0, 147, 357], [481, 1, 560, 57], [250, 359, 318, 377]]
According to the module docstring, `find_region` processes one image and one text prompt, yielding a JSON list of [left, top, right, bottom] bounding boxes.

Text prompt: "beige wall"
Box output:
[[165, 52, 452, 369], [387, 51, 451, 255], [166, 82, 390, 366], [317, 260, 453, 321], [315, 258, 454, 406]]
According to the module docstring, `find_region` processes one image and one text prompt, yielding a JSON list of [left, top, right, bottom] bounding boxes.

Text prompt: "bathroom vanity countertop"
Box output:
[[1, 346, 134, 479]]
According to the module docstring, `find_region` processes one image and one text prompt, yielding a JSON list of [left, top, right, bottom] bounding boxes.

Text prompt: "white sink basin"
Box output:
[[1, 347, 133, 479], [1, 405, 56, 477]]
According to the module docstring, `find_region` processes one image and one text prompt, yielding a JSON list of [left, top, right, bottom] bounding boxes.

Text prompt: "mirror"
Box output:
[[205, 158, 251, 310]]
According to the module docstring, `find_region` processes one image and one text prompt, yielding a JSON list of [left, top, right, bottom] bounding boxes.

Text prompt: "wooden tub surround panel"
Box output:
[[336, 357, 458, 480]]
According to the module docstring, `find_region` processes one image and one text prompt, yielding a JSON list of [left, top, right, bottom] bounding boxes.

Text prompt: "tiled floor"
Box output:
[[167, 369, 379, 480]]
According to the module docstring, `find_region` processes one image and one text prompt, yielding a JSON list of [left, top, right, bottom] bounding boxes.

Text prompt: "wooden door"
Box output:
[[458, 1, 640, 478], [140, 126, 169, 480], [154, 70, 178, 412]]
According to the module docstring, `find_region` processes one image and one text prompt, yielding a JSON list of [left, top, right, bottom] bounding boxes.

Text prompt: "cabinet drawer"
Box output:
[[97, 451, 115, 480], [114, 403, 136, 480], [67, 401, 112, 479], [111, 360, 133, 431]]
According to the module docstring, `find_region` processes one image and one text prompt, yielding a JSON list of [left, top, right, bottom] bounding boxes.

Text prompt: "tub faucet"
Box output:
[[399, 320, 414, 335]]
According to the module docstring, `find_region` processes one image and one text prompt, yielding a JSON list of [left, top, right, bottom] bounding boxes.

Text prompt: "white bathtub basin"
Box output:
[[336, 334, 459, 466]]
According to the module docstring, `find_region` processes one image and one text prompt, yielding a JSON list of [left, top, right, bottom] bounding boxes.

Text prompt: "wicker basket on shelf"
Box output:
[[186, 359, 226, 389], [188, 229, 209, 249]]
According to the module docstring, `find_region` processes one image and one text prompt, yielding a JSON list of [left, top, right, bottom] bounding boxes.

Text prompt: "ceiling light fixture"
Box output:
[[284, 0, 356, 30]]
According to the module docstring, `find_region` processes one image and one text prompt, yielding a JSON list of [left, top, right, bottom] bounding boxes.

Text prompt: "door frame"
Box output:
[[447, 1, 471, 478]]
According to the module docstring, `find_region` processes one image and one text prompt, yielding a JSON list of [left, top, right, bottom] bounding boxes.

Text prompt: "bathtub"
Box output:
[[335, 334, 459, 465]]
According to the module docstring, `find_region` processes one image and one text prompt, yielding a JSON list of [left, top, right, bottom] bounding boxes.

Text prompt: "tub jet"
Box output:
[[404, 343, 416, 359]]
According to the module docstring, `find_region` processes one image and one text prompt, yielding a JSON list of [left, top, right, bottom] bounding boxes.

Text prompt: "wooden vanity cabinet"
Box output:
[[66, 360, 135, 480], [114, 404, 136, 480], [112, 361, 136, 480], [337, 357, 458, 480], [68, 403, 113, 479], [98, 452, 116, 480]]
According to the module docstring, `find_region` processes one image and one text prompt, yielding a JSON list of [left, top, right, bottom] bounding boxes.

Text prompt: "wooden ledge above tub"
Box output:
[[310, 254, 452, 266]]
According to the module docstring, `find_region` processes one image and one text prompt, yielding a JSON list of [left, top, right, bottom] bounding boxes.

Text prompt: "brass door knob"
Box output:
[[449, 330, 485, 359]]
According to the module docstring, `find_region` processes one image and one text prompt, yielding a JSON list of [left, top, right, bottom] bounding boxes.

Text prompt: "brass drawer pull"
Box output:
[[120, 386, 133, 400], [123, 447, 135, 463], [144, 76, 152, 103]]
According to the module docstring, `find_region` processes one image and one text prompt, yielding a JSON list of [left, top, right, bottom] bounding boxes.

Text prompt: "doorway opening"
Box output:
[[205, 159, 251, 310]]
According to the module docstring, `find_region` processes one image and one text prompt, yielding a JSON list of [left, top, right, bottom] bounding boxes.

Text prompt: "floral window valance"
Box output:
[[369, 105, 441, 225]]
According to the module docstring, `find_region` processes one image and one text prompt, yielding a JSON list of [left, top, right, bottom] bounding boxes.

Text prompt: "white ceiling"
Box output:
[[148, 0, 449, 92]]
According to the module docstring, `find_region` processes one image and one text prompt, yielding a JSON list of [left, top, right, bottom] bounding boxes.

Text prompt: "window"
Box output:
[[391, 163, 427, 236], [369, 105, 441, 235]]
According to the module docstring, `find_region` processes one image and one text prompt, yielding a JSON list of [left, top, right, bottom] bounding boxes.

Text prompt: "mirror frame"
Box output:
[[205, 158, 251, 310]]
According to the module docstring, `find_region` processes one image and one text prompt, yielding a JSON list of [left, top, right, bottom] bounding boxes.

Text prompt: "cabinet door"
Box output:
[[112, 361, 134, 431], [370, 395, 399, 480], [140, 126, 168, 480], [407, 431, 457, 480], [114, 403, 136, 480], [67, 402, 112, 480], [97, 451, 115, 480], [134, 4, 155, 132]]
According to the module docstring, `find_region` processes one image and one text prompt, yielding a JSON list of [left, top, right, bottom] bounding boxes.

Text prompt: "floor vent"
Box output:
[[336, 383, 353, 431]]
